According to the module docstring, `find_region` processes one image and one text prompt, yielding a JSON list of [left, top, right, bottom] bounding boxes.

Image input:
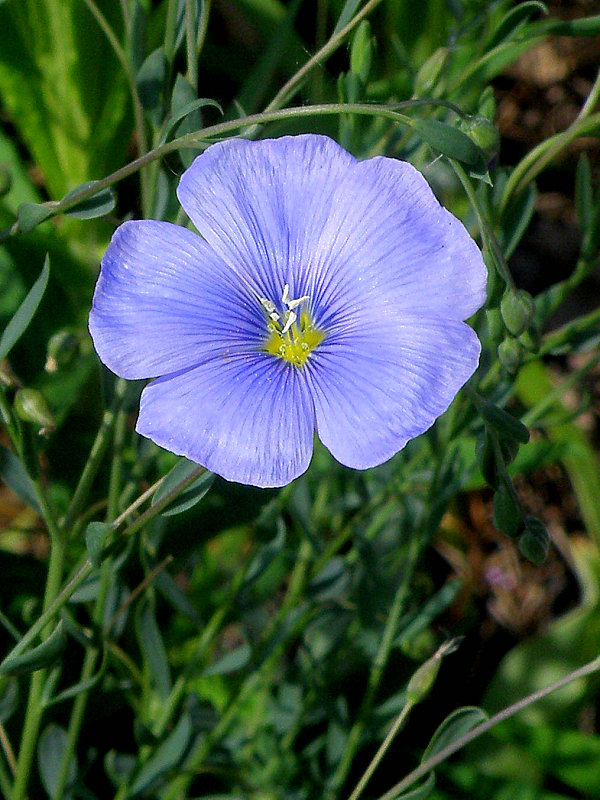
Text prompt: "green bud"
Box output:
[[414, 48, 447, 96], [519, 517, 550, 565], [500, 289, 534, 336], [14, 388, 55, 434], [477, 430, 500, 489], [350, 21, 372, 84], [45, 330, 79, 372], [498, 338, 523, 374], [0, 165, 11, 198], [460, 114, 500, 162], [478, 86, 496, 122], [406, 639, 461, 705], [486, 308, 504, 343], [493, 484, 523, 539]]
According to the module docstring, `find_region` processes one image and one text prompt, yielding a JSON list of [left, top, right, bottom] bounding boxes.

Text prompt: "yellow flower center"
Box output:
[[260, 285, 325, 367]]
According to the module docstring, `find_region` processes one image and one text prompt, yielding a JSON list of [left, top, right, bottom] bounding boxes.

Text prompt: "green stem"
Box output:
[[375, 654, 600, 800], [185, 0, 198, 88], [500, 112, 600, 214], [265, 0, 386, 113], [325, 538, 421, 800], [347, 700, 414, 800], [2, 99, 466, 239], [79, 0, 149, 205], [62, 378, 128, 535], [11, 532, 66, 800], [107, 407, 128, 521], [451, 159, 514, 290]]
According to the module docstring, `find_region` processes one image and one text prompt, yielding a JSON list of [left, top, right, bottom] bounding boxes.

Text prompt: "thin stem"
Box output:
[[196, 0, 212, 61], [79, 0, 149, 203], [265, 0, 386, 113], [375, 655, 600, 800], [0, 722, 17, 776], [500, 112, 600, 214], [11, 532, 66, 800], [451, 159, 514, 290], [325, 538, 421, 800], [113, 473, 167, 528], [62, 378, 128, 535], [185, 0, 198, 88], [107, 407, 128, 521], [347, 701, 414, 800], [1, 99, 460, 239]]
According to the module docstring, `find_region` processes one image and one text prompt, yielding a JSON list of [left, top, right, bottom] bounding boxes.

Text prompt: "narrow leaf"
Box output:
[[63, 181, 115, 220], [411, 119, 484, 168], [332, 0, 362, 35], [422, 706, 488, 761], [85, 521, 113, 567], [0, 255, 49, 361], [136, 600, 171, 697], [152, 459, 213, 517], [393, 773, 436, 800], [130, 713, 193, 796], [479, 400, 530, 444], [38, 723, 77, 799], [488, 1, 547, 50], [0, 444, 40, 513], [16, 202, 54, 232], [203, 643, 251, 676], [163, 98, 223, 143], [0, 621, 66, 676]]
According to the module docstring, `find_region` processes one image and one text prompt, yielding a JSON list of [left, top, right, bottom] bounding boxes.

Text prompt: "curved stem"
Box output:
[[375, 654, 600, 800]]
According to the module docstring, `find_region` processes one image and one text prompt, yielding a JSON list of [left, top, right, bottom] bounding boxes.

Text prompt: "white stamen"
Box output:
[[281, 310, 297, 335], [282, 283, 290, 305], [286, 295, 310, 310], [259, 297, 277, 315]]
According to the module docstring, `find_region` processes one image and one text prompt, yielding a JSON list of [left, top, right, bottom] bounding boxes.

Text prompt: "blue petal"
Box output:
[[177, 135, 356, 307], [136, 354, 315, 487], [308, 315, 481, 470], [89, 220, 265, 380], [177, 137, 486, 328]]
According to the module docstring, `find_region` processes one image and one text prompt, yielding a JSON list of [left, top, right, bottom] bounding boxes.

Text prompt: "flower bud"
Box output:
[[45, 330, 79, 372], [500, 289, 534, 337], [460, 114, 500, 162], [14, 388, 56, 434], [519, 517, 550, 565], [406, 638, 461, 705], [478, 87, 496, 122], [497, 338, 522, 374]]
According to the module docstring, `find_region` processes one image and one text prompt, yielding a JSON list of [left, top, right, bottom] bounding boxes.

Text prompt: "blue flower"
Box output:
[[89, 135, 486, 488]]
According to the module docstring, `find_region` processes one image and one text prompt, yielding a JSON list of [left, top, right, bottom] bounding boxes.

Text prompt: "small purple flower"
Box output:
[[89, 135, 486, 488]]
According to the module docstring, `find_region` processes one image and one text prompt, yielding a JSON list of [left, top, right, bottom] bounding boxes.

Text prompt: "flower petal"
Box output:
[[89, 220, 265, 380], [308, 315, 481, 470], [177, 135, 356, 305], [307, 156, 487, 331], [177, 136, 486, 328], [136, 354, 315, 487]]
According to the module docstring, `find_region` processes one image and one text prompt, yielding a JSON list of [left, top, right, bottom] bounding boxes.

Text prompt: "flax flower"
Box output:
[[89, 135, 486, 487]]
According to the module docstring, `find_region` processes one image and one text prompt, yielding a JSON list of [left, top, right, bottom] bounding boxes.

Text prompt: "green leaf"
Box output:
[[0, 675, 19, 723], [0, 444, 41, 513], [393, 773, 436, 800], [85, 521, 113, 567], [129, 713, 193, 796], [332, 0, 363, 35], [479, 400, 530, 445], [422, 706, 488, 761], [17, 202, 54, 232], [38, 723, 77, 799], [502, 183, 537, 260], [0, 620, 66, 675], [410, 119, 484, 168], [164, 97, 223, 143], [152, 459, 214, 517], [62, 181, 115, 220], [493, 484, 523, 539], [488, 1, 547, 50], [136, 599, 171, 697], [0, 254, 49, 361], [203, 642, 251, 676], [0, 0, 132, 199], [137, 47, 166, 125]]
